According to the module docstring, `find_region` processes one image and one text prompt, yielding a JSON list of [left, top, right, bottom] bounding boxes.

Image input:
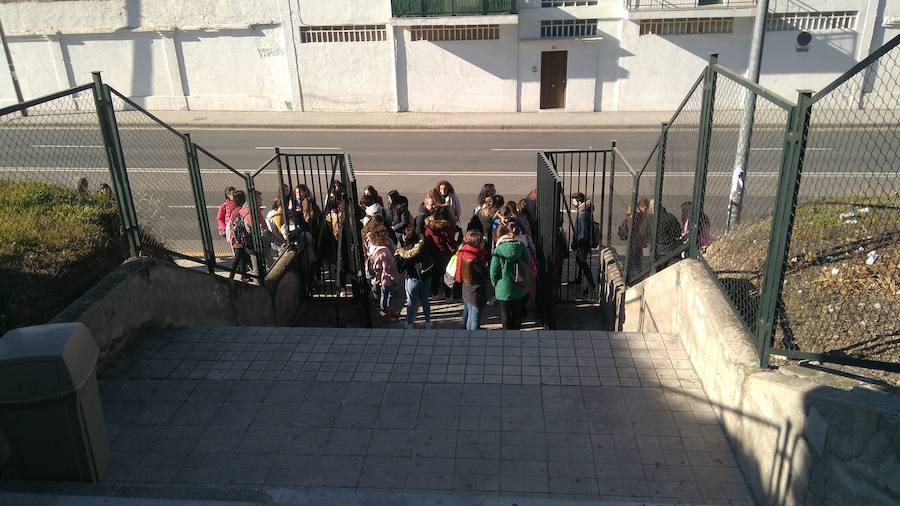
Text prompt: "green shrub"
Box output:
[[0, 180, 128, 330]]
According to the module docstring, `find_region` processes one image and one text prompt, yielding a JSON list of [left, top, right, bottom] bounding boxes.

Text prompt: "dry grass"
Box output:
[[0, 180, 128, 329], [704, 197, 899, 373]]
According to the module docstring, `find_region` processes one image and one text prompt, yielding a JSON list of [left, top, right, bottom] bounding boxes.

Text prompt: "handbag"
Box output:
[[443, 252, 458, 288]]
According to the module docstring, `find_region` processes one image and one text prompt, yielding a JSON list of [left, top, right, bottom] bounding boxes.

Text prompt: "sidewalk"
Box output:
[[152, 111, 673, 131]]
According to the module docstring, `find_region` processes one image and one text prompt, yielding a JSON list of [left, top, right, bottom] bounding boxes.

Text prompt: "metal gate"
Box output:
[[543, 149, 614, 304], [268, 151, 367, 314]]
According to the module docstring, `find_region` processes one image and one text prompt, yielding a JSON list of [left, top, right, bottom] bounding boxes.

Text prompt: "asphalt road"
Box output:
[[1, 127, 895, 257]]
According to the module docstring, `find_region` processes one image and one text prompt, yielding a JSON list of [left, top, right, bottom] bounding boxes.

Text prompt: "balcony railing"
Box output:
[[626, 0, 756, 10], [392, 0, 517, 17]]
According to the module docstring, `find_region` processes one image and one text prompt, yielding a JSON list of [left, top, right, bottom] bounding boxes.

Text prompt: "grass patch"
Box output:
[[704, 195, 900, 373], [0, 180, 128, 330]]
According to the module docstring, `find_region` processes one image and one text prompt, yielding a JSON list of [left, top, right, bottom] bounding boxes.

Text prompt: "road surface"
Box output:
[[1, 126, 894, 258]]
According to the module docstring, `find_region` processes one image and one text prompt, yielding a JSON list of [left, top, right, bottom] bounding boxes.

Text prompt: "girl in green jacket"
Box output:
[[490, 222, 530, 330]]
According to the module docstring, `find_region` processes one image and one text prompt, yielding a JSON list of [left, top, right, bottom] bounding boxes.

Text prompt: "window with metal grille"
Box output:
[[299, 25, 387, 43], [540, 19, 599, 38], [766, 11, 857, 31], [542, 1, 598, 6], [411, 25, 501, 41], [639, 17, 734, 36]]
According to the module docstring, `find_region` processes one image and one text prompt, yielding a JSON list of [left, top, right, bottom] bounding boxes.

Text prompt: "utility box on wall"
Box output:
[[0, 323, 109, 482]]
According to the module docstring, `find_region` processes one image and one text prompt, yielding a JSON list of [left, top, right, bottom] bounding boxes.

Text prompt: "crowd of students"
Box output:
[[215, 176, 709, 329], [358, 181, 543, 330]]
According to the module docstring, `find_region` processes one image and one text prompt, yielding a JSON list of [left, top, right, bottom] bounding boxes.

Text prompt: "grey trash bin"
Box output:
[[0, 322, 109, 482]]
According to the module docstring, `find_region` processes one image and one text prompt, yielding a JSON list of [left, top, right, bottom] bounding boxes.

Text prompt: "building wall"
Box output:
[[296, 37, 396, 112], [402, 25, 519, 112], [1, 0, 898, 112]]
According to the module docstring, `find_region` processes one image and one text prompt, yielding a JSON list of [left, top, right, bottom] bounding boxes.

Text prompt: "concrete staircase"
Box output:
[[14, 325, 753, 505]]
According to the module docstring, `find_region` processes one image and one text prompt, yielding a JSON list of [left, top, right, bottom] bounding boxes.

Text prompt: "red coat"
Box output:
[[217, 199, 237, 235], [424, 216, 457, 262]]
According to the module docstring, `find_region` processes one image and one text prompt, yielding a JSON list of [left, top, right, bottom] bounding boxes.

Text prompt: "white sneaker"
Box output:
[[424, 321, 433, 330]]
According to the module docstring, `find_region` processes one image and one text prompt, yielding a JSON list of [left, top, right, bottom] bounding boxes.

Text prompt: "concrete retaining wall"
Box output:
[[51, 253, 303, 372], [595, 247, 626, 331], [624, 259, 900, 506]]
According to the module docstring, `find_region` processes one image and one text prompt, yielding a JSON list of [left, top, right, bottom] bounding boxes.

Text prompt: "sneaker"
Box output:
[[424, 321, 433, 329]]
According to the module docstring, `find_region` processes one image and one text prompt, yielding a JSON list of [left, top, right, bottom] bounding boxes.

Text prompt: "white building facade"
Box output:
[[1, 0, 898, 112]]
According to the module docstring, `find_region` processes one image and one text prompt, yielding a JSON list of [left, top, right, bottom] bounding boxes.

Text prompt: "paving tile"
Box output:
[[101, 326, 752, 503]]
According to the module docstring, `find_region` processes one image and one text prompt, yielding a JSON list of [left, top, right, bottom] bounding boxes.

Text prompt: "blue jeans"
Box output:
[[405, 276, 431, 325], [462, 301, 481, 330], [377, 283, 393, 312]]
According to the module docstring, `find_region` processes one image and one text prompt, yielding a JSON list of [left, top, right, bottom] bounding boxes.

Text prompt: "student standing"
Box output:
[[456, 229, 489, 330], [490, 223, 530, 330]]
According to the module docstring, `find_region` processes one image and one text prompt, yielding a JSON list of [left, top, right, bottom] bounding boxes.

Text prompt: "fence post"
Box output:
[[184, 133, 215, 273], [688, 53, 718, 259], [91, 72, 141, 258], [246, 173, 267, 285], [649, 122, 668, 275], [754, 91, 813, 367], [623, 171, 641, 285], [274, 148, 292, 251], [607, 141, 616, 248]]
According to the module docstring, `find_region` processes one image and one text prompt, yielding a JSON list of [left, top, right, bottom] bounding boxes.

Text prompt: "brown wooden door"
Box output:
[[540, 51, 567, 109]]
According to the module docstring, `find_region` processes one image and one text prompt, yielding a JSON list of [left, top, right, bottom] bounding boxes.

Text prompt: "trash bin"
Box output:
[[0, 322, 109, 482]]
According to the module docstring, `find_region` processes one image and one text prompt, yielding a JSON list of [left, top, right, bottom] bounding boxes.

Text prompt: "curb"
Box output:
[[163, 122, 666, 131]]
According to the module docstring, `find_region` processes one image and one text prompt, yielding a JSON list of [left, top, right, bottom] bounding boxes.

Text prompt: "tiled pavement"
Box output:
[[98, 327, 753, 504]]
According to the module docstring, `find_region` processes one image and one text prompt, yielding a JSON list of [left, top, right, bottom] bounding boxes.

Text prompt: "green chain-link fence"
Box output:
[[0, 73, 283, 329], [767, 35, 900, 370], [0, 84, 125, 329], [618, 35, 900, 374]]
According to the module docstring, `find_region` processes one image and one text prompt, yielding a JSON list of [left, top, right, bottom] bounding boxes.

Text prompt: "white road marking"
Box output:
[[32, 144, 104, 149], [355, 171, 535, 177], [254, 146, 342, 150], [750, 147, 832, 151], [491, 148, 595, 152]]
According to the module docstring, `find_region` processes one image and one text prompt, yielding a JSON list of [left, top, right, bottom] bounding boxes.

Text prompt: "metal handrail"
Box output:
[[626, 0, 757, 10], [0, 83, 93, 117], [392, 0, 517, 17], [711, 64, 796, 110], [107, 87, 186, 138], [812, 33, 900, 104], [611, 146, 639, 177]]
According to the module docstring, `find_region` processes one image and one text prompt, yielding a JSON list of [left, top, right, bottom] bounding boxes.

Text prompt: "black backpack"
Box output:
[[231, 209, 253, 249]]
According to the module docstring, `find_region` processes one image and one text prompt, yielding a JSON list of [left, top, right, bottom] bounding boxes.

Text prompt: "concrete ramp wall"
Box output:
[[624, 260, 900, 506], [51, 254, 302, 372]]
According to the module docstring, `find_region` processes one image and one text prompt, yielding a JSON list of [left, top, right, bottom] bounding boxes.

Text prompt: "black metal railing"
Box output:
[[392, 0, 516, 17], [626, 0, 756, 10]]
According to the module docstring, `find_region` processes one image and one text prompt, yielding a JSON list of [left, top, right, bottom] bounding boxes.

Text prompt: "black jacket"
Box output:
[[574, 204, 593, 248], [415, 203, 433, 236], [396, 237, 435, 280]]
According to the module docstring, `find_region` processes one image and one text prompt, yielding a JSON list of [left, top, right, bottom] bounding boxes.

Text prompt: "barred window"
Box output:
[[411, 25, 500, 41], [299, 25, 387, 43], [766, 11, 857, 32], [542, 1, 598, 6], [639, 17, 734, 36], [540, 19, 599, 38]]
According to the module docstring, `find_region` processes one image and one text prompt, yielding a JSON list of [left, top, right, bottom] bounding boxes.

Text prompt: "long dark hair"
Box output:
[[477, 183, 496, 205]]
